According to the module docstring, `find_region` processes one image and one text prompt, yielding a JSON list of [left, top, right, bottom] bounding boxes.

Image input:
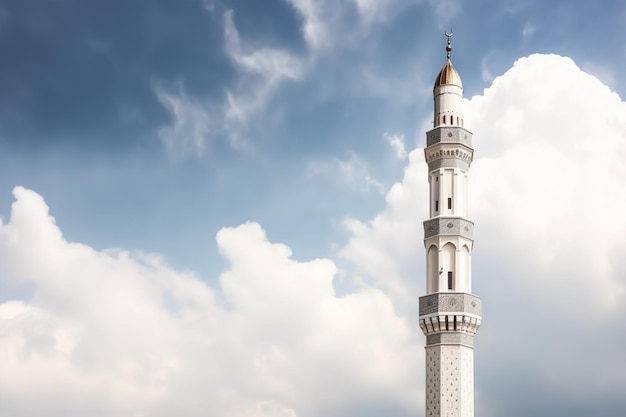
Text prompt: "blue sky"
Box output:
[[2, 0, 625, 279], [1, 1, 626, 416]]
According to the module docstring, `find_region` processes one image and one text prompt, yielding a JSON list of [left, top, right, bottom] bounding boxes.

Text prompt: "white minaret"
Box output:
[[419, 34, 481, 417]]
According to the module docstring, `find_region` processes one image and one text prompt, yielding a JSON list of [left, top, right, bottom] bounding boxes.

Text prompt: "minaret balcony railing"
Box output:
[[418, 293, 482, 341], [419, 314, 481, 338], [419, 292, 482, 316]]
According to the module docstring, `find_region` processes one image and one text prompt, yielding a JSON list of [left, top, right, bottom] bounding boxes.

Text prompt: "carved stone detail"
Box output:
[[419, 293, 482, 316], [426, 126, 473, 147], [424, 143, 474, 166], [419, 314, 481, 336], [428, 157, 470, 171], [424, 217, 474, 239]]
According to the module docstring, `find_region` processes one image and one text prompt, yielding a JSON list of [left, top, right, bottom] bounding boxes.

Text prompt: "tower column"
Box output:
[[419, 34, 481, 417]]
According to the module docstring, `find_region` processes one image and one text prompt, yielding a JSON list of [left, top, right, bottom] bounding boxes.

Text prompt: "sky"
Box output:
[[0, 0, 625, 416]]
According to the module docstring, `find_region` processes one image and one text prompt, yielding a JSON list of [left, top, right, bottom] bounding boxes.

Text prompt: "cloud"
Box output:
[[427, 0, 462, 25], [4, 53, 626, 417], [521, 22, 535, 38], [154, 10, 305, 156], [466, 54, 626, 319], [154, 82, 221, 156], [345, 54, 626, 317], [0, 187, 420, 416], [223, 11, 303, 82], [385, 132, 407, 160], [353, 0, 422, 25], [340, 148, 428, 311], [286, 0, 423, 50], [154, 1, 450, 157], [581, 60, 617, 93], [285, 0, 329, 50], [307, 152, 386, 195], [221, 9, 304, 146], [481, 53, 495, 84], [340, 53, 626, 415]]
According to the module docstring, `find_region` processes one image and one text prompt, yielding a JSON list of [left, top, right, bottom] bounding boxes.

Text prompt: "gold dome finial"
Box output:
[[434, 32, 462, 89]]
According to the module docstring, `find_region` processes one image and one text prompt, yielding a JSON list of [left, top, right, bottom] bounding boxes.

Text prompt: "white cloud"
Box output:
[[4, 53, 626, 416], [154, 10, 304, 156], [341, 54, 626, 414], [427, 0, 462, 25], [307, 152, 386, 195], [286, 0, 423, 50], [202, 0, 216, 12], [285, 0, 329, 50], [521, 22, 535, 38], [481, 53, 495, 84], [353, 0, 421, 25], [223, 11, 303, 82], [466, 54, 626, 318], [154, 82, 221, 156], [581, 60, 617, 93], [221, 10, 304, 146], [154, 2, 451, 157], [345, 53, 626, 320], [0, 187, 420, 416], [385, 132, 407, 160], [340, 148, 428, 312]]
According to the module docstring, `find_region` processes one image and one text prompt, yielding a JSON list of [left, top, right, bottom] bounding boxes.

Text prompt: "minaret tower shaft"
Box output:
[[419, 35, 482, 417]]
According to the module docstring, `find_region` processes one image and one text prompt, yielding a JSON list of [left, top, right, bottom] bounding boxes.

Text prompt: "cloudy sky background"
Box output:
[[1, 1, 626, 416]]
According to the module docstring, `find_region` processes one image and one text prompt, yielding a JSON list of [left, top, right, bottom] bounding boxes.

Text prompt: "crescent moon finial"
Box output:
[[445, 31, 453, 59]]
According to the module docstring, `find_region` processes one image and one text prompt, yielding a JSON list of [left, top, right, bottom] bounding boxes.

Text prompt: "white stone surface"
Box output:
[[424, 236, 473, 293], [434, 84, 464, 128], [425, 345, 474, 417], [421, 44, 479, 417]]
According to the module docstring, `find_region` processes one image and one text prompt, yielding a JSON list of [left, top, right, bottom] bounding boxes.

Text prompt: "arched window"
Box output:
[[441, 242, 456, 292], [427, 245, 438, 293], [443, 115, 446, 124]]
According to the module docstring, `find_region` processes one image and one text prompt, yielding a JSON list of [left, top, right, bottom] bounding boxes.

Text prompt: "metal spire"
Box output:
[[445, 31, 453, 59]]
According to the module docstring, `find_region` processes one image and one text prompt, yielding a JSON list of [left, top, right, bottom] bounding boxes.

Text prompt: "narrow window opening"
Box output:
[[435, 200, 439, 212], [447, 272, 453, 290], [443, 115, 446, 124], [436, 176, 439, 182], [457, 116, 460, 125], [448, 198, 452, 210]]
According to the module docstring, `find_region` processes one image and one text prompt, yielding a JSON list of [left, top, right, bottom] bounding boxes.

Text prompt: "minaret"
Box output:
[[419, 34, 481, 417]]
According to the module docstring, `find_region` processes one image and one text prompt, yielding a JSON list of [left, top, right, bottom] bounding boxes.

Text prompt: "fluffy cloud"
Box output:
[[467, 54, 626, 319], [0, 187, 419, 417], [345, 53, 626, 315], [341, 54, 626, 416], [4, 53, 626, 417]]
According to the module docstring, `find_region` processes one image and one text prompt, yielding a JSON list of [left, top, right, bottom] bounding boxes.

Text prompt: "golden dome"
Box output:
[[434, 59, 463, 88], [434, 35, 463, 89]]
